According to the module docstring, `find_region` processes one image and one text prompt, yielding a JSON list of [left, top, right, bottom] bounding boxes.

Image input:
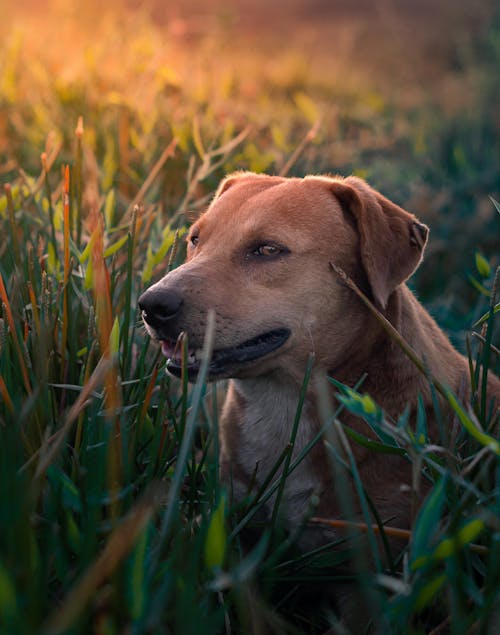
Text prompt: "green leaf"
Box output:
[[53, 200, 63, 232], [109, 317, 120, 356], [468, 274, 491, 297], [104, 189, 116, 228], [141, 227, 183, 283], [104, 234, 128, 258], [411, 475, 447, 569], [446, 390, 500, 454], [47, 466, 82, 512], [271, 125, 287, 150], [456, 518, 485, 546], [192, 117, 205, 159], [337, 388, 399, 448], [209, 532, 270, 592], [154, 226, 180, 267], [415, 574, 445, 611], [0, 562, 17, 618], [415, 395, 428, 445], [138, 413, 155, 446], [365, 90, 386, 113], [204, 495, 226, 570], [84, 257, 94, 290], [475, 253, 491, 278], [473, 302, 500, 327], [142, 244, 155, 284], [66, 511, 82, 553], [338, 389, 379, 417], [433, 519, 484, 560], [47, 241, 58, 276], [129, 526, 149, 620], [294, 91, 319, 124], [342, 425, 406, 455], [79, 234, 94, 264]]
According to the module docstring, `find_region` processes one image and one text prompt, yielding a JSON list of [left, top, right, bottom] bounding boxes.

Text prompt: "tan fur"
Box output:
[[139, 172, 500, 549]]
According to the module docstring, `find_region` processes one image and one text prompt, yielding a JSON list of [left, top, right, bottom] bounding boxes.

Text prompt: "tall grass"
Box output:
[[1, 3, 499, 633], [1, 113, 499, 633]]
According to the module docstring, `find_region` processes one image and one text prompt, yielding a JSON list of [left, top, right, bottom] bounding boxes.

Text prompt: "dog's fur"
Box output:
[[139, 172, 500, 549]]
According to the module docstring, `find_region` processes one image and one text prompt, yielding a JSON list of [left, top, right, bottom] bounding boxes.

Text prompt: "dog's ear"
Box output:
[[330, 176, 429, 310], [214, 174, 241, 198], [214, 172, 285, 200], [214, 171, 258, 199]]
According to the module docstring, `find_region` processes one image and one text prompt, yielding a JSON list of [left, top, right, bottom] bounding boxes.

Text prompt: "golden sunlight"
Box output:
[[1, 0, 496, 178]]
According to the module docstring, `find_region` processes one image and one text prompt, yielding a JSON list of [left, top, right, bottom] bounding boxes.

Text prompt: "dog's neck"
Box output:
[[219, 284, 472, 537], [224, 284, 467, 444], [220, 372, 323, 525], [324, 284, 468, 416], [223, 288, 469, 441], [226, 372, 319, 463]]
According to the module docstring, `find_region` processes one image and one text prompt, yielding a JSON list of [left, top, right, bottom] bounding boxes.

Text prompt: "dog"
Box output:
[[139, 172, 499, 550]]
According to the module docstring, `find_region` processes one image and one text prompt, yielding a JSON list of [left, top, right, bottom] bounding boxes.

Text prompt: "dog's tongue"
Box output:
[[161, 340, 197, 365], [161, 341, 177, 360]]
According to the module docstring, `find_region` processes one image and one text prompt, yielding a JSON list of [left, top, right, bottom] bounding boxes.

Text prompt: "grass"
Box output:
[[1, 1, 500, 633]]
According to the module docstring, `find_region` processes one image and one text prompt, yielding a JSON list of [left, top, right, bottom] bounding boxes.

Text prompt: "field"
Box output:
[[0, 0, 499, 633]]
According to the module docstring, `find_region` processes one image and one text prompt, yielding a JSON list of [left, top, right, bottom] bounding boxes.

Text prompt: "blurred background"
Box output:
[[1, 0, 499, 341]]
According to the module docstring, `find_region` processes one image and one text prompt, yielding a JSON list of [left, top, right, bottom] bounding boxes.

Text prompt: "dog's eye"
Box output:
[[189, 234, 199, 247], [253, 244, 281, 257]]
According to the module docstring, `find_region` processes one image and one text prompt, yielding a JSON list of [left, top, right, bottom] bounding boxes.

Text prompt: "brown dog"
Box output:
[[139, 172, 499, 548]]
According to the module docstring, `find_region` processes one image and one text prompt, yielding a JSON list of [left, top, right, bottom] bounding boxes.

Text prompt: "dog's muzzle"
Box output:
[[138, 286, 290, 380]]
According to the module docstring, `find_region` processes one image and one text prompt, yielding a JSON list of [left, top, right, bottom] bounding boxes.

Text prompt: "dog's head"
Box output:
[[139, 172, 428, 380]]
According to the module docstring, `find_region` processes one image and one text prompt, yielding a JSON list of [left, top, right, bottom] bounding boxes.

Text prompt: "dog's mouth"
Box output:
[[161, 328, 291, 379]]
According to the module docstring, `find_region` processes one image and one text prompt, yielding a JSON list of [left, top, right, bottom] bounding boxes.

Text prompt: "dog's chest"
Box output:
[[221, 379, 320, 525]]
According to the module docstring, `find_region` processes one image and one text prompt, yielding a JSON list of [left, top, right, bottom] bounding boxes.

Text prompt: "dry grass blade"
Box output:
[[329, 263, 500, 453], [329, 262, 448, 399], [27, 281, 40, 336], [42, 485, 162, 635], [34, 356, 113, 478], [210, 125, 253, 158], [0, 272, 31, 394], [279, 119, 320, 177], [428, 615, 452, 635], [471, 331, 500, 356], [61, 165, 70, 379], [4, 183, 22, 270], [32, 141, 63, 196], [0, 375, 14, 414], [176, 126, 252, 218], [124, 137, 178, 220], [310, 516, 412, 541], [310, 517, 488, 555]]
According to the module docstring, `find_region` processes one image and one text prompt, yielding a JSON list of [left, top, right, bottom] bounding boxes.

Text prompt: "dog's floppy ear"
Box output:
[[330, 176, 429, 310]]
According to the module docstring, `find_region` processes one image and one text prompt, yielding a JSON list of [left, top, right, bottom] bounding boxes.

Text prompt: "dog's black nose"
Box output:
[[138, 287, 183, 327]]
